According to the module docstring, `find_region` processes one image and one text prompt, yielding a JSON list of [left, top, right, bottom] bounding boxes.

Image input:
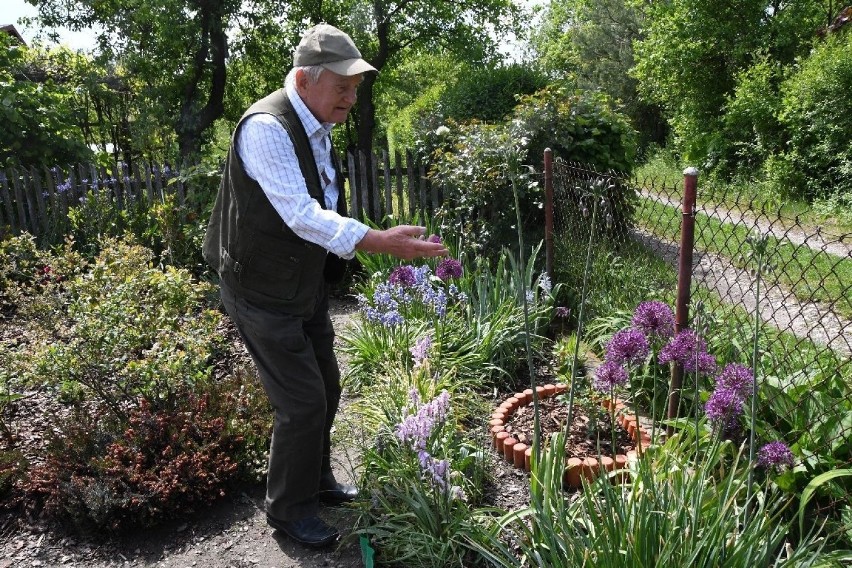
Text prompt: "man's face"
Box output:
[[296, 69, 362, 124]]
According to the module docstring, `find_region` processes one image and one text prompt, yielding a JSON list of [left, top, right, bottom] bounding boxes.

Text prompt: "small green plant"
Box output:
[[356, 387, 487, 567]]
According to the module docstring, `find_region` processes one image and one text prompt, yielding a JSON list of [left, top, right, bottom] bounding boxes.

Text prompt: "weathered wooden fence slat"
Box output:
[[0, 147, 442, 241]]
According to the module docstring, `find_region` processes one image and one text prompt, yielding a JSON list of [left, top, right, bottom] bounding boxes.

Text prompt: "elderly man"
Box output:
[[203, 24, 447, 548]]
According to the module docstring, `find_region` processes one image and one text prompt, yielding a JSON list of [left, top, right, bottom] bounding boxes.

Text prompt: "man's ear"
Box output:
[[294, 69, 308, 93]]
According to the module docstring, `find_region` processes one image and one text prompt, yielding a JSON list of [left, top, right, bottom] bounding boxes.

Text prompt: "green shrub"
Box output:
[[430, 85, 637, 258], [439, 63, 548, 125], [0, 233, 84, 318], [21, 238, 222, 417], [771, 31, 852, 200]]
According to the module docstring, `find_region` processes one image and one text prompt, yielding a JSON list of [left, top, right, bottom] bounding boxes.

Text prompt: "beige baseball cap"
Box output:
[[293, 24, 377, 76]]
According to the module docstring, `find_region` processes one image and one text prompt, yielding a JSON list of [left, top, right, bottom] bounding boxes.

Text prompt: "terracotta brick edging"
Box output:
[[488, 384, 652, 488]]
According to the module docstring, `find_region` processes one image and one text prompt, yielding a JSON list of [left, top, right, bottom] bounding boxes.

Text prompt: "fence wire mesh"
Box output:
[[549, 159, 851, 534]]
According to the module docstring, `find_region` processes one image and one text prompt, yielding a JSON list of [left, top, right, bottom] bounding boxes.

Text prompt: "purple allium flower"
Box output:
[[592, 361, 629, 392], [705, 386, 746, 430], [389, 265, 416, 287], [427, 234, 442, 244], [435, 258, 462, 281], [410, 334, 433, 368], [555, 306, 570, 318], [631, 301, 675, 340], [605, 328, 650, 367], [757, 441, 795, 473], [659, 330, 717, 375], [714, 363, 754, 398]]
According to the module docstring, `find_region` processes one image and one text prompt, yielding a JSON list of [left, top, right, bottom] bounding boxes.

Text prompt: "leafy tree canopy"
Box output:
[[0, 35, 93, 169]]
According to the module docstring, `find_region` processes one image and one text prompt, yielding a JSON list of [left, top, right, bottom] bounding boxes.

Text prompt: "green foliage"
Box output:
[[512, 85, 637, 174], [771, 31, 852, 200], [0, 233, 84, 318], [429, 85, 635, 259], [345, 242, 554, 401], [0, 35, 93, 168], [355, 384, 488, 567], [439, 63, 547, 125], [21, 238, 222, 418], [63, 174, 212, 273], [529, 0, 667, 151], [720, 54, 785, 175], [470, 432, 845, 566], [630, 0, 849, 200], [380, 52, 462, 153]]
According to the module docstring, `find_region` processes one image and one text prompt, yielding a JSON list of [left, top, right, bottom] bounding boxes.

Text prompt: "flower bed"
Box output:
[[488, 385, 651, 487]]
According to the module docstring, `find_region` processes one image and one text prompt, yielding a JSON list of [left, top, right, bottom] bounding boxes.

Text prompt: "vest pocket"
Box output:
[[240, 251, 302, 301]]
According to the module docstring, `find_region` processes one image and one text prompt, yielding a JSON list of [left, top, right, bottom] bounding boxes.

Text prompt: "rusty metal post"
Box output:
[[667, 167, 698, 434], [544, 148, 554, 282]]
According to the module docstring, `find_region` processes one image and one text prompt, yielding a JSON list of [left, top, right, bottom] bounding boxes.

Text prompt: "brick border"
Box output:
[[488, 384, 652, 487]]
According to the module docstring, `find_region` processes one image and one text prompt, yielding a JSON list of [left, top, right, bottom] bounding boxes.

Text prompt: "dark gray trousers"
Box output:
[[220, 281, 341, 521]]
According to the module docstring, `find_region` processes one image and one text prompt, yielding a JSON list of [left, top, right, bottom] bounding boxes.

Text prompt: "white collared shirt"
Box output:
[[237, 80, 369, 259]]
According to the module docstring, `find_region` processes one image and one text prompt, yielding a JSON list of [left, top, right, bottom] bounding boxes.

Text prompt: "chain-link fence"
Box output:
[[547, 158, 851, 536]]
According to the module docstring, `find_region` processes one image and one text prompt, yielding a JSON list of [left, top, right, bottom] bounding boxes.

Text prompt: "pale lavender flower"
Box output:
[[389, 265, 416, 287], [605, 327, 650, 367], [757, 441, 795, 473], [525, 289, 535, 304], [395, 390, 450, 451], [448, 284, 468, 304], [413, 265, 432, 285], [538, 274, 552, 294], [631, 301, 675, 340], [715, 363, 754, 398], [418, 450, 450, 491], [592, 361, 629, 392], [659, 330, 717, 375], [410, 335, 433, 368], [435, 258, 462, 281]]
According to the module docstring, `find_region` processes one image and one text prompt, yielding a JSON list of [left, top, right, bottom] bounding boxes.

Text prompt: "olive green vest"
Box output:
[[202, 89, 347, 317]]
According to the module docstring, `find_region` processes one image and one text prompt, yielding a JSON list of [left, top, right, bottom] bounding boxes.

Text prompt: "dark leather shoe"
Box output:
[[266, 514, 339, 548], [318, 481, 359, 505]]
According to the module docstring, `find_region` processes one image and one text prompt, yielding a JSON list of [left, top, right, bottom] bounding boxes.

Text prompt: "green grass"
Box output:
[[633, 197, 852, 320], [634, 151, 852, 235]]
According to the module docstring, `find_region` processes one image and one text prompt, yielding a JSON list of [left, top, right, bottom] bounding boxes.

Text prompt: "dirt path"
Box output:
[[0, 300, 365, 568]]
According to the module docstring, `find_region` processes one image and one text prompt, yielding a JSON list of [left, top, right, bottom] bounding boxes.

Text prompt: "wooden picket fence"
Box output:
[[0, 148, 439, 242]]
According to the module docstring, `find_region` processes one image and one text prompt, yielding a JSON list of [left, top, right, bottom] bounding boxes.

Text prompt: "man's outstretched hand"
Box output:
[[356, 225, 448, 260]]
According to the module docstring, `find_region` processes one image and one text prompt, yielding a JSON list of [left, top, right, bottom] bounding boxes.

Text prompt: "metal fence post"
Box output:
[[544, 148, 554, 282], [667, 167, 698, 433]]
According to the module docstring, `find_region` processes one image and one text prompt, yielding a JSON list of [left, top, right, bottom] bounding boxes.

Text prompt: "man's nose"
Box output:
[[343, 88, 357, 104]]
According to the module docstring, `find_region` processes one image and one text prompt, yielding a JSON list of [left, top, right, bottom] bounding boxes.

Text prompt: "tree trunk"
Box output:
[[176, 2, 228, 162], [357, 72, 378, 158]]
